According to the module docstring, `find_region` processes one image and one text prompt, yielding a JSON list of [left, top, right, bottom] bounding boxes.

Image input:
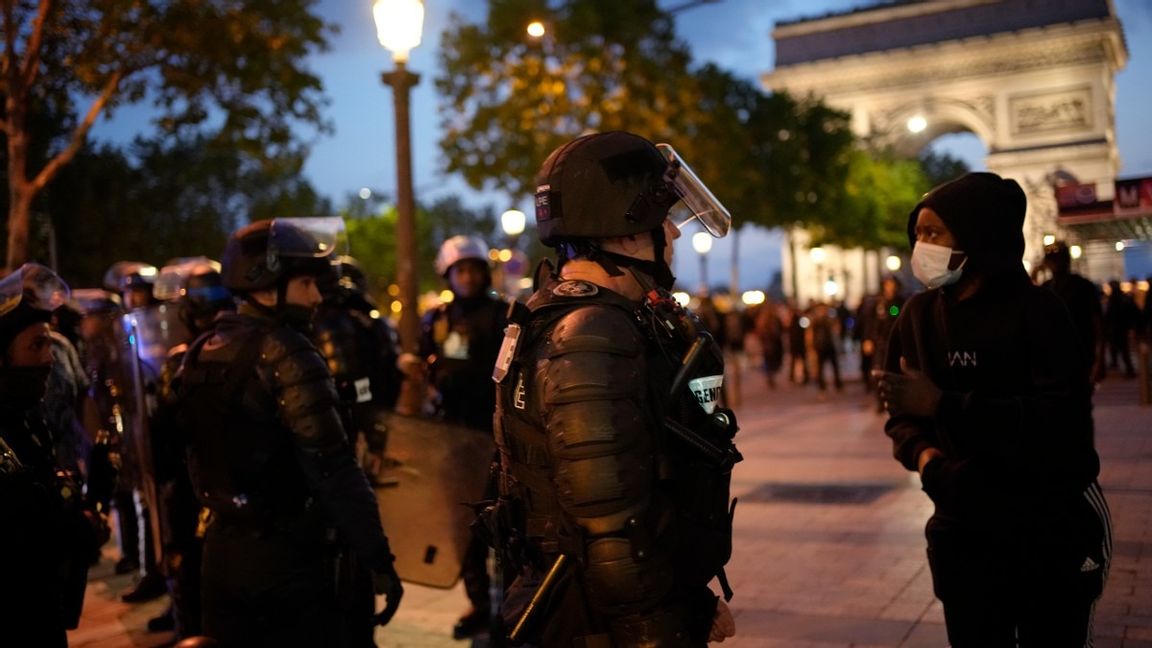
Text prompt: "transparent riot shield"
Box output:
[[120, 302, 191, 560], [73, 289, 130, 510], [363, 412, 495, 588]]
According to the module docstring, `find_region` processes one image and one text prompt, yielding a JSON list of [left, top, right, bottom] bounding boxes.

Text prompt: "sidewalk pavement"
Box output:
[[69, 354, 1152, 648]]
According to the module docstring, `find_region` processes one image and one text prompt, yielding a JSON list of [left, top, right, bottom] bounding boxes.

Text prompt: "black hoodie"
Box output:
[[885, 173, 1099, 527]]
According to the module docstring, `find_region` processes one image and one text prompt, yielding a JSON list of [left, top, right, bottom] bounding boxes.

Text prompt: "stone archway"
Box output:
[[764, 0, 1128, 295]]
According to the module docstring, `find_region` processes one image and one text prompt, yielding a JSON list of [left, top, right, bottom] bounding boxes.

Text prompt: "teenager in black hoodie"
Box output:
[[875, 173, 1111, 647]]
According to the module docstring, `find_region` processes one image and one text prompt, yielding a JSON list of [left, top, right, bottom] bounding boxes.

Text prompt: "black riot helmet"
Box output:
[[103, 261, 157, 293], [535, 131, 676, 246], [155, 257, 235, 333], [534, 131, 731, 289], [0, 263, 70, 356], [535, 131, 731, 247], [221, 218, 342, 295]]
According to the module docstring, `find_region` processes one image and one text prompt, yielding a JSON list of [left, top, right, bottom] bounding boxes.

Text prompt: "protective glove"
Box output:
[[372, 561, 404, 626], [874, 357, 942, 418]]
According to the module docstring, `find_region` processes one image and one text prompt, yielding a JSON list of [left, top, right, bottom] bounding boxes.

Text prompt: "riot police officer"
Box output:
[[313, 255, 403, 449], [0, 264, 101, 647], [412, 235, 508, 638], [105, 261, 160, 312], [103, 260, 170, 603], [419, 236, 507, 430], [175, 219, 402, 647], [489, 131, 740, 646], [148, 258, 235, 636]]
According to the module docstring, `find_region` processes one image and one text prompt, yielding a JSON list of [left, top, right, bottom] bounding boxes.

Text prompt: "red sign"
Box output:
[[1115, 177, 1152, 212]]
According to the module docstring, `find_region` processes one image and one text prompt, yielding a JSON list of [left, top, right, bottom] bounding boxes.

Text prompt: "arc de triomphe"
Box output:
[[764, 0, 1128, 301]]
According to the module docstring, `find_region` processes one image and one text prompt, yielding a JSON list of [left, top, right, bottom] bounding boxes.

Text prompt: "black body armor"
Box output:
[[491, 278, 740, 647], [0, 405, 94, 646], [420, 294, 507, 431], [177, 310, 391, 563], [313, 294, 402, 413]]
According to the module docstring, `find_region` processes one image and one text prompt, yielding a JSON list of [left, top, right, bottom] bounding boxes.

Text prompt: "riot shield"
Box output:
[[74, 289, 129, 510], [121, 302, 191, 560], [364, 413, 495, 589]]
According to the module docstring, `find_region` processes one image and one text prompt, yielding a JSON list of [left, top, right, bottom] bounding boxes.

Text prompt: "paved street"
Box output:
[[69, 356, 1152, 647]]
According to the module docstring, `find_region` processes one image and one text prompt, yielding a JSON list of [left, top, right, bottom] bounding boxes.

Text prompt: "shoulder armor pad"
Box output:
[[549, 304, 643, 358], [259, 326, 331, 387], [539, 304, 647, 405], [260, 326, 320, 365]]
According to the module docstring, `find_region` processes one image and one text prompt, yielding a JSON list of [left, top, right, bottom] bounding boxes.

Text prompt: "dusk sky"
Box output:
[[95, 0, 1152, 291]]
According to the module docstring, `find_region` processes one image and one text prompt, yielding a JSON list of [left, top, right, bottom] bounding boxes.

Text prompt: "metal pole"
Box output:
[[729, 227, 739, 296], [383, 61, 423, 415], [699, 252, 709, 293]]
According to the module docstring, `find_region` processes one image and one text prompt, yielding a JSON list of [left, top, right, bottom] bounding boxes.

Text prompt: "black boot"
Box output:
[[122, 571, 167, 603], [453, 608, 489, 640], [147, 606, 176, 632]]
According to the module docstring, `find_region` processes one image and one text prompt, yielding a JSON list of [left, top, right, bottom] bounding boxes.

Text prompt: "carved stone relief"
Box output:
[[1009, 86, 1093, 136]]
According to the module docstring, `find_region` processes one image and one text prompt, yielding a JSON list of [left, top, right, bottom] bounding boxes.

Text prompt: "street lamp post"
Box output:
[[692, 231, 713, 294], [499, 209, 526, 295], [374, 0, 424, 413], [809, 246, 826, 302]]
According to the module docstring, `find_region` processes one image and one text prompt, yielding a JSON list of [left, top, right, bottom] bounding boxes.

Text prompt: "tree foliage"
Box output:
[[1, 0, 334, 270], [918, 148, 971, 187], [342, 195, 500, 301], [435, 0, 972, 254], [436, 0, 861, 235], [35, 135, 331, 286], [809, 149, 930, 250]]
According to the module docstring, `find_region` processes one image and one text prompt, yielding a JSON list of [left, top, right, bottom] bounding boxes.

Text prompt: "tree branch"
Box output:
[[19, 0, 52, 89], [4, 0, 20, 99], [31, 69, 122, 192]]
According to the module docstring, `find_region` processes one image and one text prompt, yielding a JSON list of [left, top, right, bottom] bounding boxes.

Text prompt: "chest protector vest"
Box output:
[[176, 331, 315, 528], [492, 280, 741, 600]]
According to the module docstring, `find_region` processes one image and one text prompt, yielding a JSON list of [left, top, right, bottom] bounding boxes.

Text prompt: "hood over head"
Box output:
[[907, 172, 1027, 277]]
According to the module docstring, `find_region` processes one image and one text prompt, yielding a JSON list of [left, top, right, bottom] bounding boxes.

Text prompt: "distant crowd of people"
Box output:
[[694, 258, 1150, 408]]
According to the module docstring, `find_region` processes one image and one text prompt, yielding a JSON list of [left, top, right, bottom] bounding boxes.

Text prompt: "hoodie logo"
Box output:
[[947, 351, 977, 367], [689, 375, 724, 414]]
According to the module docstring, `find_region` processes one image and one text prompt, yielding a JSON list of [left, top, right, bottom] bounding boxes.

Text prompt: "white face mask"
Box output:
[[912, 241, 966, 289]]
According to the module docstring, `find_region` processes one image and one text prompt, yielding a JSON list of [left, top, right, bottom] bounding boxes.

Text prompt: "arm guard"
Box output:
[[260, 327, 393, 570], [539, 305, 688, 640]]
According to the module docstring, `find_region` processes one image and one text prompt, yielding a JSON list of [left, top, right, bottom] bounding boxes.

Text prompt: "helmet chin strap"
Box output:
[[597, 223, 676, 290], [555, 226, 677, 290]]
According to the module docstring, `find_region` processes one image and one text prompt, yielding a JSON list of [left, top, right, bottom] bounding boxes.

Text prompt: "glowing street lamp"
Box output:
[[692, 231, 713, 293], [907, 115, 927, 134], [501, 209, 526, 237], [373, 0, 424, 413], [885, 255, 902, 272]]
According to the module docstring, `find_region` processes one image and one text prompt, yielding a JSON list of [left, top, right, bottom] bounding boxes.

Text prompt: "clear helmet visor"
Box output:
[[656, 143, 732, 238], [154, 257, 222, 301], [102, 261, 158, 292], [0, 263, 71, 317], [269, 217, 347, 259]]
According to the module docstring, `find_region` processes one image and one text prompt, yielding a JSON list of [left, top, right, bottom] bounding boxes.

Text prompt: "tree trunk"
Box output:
[[6, 180, 32, 272], [5, 101, 32, 272]]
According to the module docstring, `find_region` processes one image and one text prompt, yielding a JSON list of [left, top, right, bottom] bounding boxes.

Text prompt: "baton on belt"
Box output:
[[509, 553, 569, 643]]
